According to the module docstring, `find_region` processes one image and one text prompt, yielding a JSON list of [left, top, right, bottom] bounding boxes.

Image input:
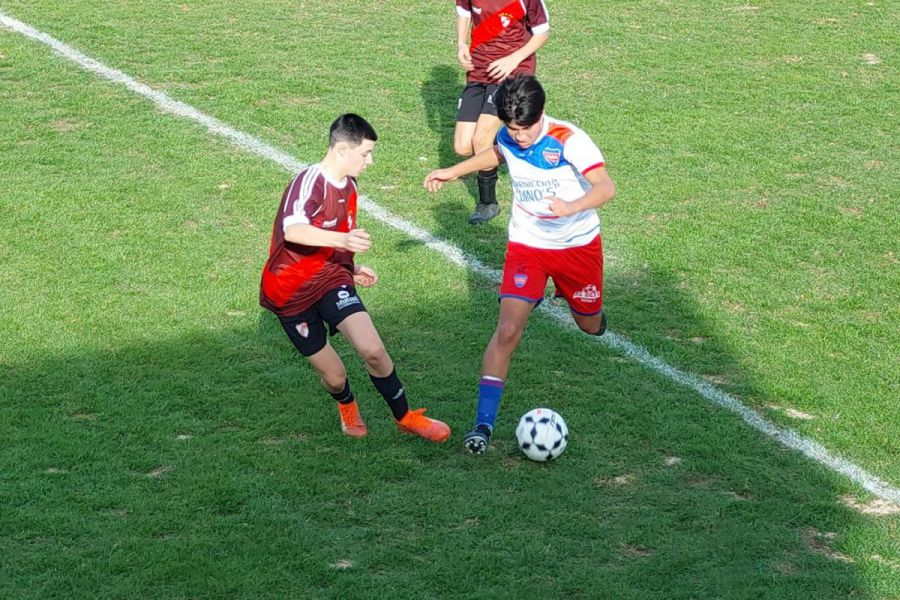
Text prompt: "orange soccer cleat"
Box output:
[[396, 408, 451, 443], [337, 400, 368, 437]]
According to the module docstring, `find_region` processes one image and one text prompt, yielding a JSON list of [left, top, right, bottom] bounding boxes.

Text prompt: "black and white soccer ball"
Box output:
[[515, 408, 569, 462]]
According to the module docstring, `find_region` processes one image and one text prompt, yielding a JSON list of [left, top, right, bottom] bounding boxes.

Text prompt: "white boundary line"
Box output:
[[3, 10, 898, 505]]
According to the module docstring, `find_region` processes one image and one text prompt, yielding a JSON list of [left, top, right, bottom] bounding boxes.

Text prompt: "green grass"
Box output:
[[1, 1, 898, 598]]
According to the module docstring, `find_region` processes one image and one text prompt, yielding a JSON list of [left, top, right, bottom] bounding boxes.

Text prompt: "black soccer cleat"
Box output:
[[463, 424, 492, 455], [468, 202, 500, 225]]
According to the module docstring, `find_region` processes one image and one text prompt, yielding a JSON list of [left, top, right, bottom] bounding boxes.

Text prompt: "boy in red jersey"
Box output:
[[260, 114, 450, 442], [454, 0, 549, 224]]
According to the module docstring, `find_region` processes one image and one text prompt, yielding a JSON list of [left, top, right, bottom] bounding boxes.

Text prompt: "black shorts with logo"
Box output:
[[457, 82, 500, 122], [278, 285, 367, 357]]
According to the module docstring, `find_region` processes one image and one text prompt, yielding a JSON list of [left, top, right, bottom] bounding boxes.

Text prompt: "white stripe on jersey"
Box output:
[[285, 164, 320, 230]]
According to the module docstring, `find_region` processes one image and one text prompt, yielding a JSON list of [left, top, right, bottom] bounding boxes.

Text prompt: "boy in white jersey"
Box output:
[[423, 75, 615, 454]]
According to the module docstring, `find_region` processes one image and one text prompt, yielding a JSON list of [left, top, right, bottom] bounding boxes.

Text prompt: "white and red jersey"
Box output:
[[456, 0, 549, 84], [260, 164, 358, 316], [495, 116, 606, 250]]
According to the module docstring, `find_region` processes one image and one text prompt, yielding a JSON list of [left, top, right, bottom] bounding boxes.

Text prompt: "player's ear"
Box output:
[[335, 141, 349, 157]]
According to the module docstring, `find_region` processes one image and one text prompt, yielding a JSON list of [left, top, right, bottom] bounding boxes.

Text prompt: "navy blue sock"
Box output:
[[475, 376, 505, 430]]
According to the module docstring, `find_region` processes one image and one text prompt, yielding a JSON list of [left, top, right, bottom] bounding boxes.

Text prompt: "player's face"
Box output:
[[343, 139, 376, 177], [506, 117, 544, 149]]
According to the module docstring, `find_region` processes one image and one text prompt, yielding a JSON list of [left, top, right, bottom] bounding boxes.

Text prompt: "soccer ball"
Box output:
[[515, 408, 569, 462]]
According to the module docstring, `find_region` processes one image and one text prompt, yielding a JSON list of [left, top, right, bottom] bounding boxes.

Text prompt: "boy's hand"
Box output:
[[487, 55, 520, 81], [547, 197, 576, 217], [423, 168, 458, 192], [344, 229, 371, 253], [458, 46, 474, 71], [353, 265, 378, 288]]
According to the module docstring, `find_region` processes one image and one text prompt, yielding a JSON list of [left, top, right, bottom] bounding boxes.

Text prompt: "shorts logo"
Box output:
[[573, 284, 600, 302], [295, 322, 309, 338], [487, 93, 495, 105], [542, 148, 561, 166], [513, 272, 528, 288], [500, 13, 512, 28], [335, 289, 361, 311]]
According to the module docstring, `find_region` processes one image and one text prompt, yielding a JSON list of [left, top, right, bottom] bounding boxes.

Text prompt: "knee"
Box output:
[[320, 369, 347, 393], [495, 321, 524, 348], [453, 141, 474, 157], [358, 343, 389, 370], [577, 321, 602, 335], [578, 311, 607, 336], [472, 132, 495, 153]]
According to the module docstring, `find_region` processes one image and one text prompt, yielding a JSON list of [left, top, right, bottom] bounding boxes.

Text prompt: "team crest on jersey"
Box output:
[[542, 148, 561, 166], [573, 284, 600, 302], [513, 272, 528, 288], [295, 322, 309, 338]]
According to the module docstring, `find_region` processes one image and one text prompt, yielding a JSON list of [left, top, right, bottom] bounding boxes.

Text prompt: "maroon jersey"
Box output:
[[456, 0, 549, 84], [260, 164, 358, 317]]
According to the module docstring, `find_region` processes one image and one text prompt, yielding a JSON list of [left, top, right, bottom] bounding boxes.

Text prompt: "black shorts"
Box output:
[[457, 82, 500, 122], [277, 285, 367, 357]]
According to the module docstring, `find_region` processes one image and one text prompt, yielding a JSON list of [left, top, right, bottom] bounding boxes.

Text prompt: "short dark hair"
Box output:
[[328, 113, 378, 147], [496, 75, 546, 127]]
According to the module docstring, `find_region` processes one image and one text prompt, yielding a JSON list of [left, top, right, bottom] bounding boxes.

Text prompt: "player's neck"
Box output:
[[319, 154, 348, 184]]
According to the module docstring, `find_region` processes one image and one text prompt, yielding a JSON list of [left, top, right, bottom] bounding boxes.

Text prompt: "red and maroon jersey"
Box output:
[[456, 0, 549, 84], [260, 164, 358, 317]]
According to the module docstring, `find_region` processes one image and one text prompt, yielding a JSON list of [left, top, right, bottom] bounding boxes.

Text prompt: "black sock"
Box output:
[[476, 168, 498, 206], [328, 380, 354, 404], [369, 369, 409, 420]]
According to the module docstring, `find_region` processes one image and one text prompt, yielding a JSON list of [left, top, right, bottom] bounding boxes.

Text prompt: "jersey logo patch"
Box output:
[[336, 290, 361, 311], [542, 148, 561, 166], [295, 322, 310, 338], [573, 284, 600, 302]]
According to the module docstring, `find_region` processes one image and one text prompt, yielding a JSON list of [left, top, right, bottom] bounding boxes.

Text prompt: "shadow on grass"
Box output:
[[0, 274, 883, 599]]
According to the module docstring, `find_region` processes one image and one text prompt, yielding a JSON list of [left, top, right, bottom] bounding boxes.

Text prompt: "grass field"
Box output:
[[1, 1, 898, 598]]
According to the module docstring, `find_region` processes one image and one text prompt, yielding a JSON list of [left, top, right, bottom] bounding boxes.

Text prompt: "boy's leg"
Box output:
[[279, 312, 366, 437], [464, 297, 535, 454], [468, 113, 503, 225], [455, 83, 502, 224], [337, 311, 450, 442], [306, 343, 367, 437], [571, 309, 606, 336]]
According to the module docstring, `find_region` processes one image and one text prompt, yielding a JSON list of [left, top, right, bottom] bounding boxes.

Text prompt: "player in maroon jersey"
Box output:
[[260, 114, 450, 442], [454, 0, 549, 224]]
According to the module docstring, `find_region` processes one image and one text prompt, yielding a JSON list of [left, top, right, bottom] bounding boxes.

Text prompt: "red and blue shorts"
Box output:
[[499, 236, 603, 316]]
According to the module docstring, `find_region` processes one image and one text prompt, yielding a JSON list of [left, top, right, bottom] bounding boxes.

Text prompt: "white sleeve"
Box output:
[[563, 129, 605, 175]]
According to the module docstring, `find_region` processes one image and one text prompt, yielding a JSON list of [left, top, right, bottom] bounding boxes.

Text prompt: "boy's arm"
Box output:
[[547, 167, 615, 217], [456, 14, 473, 71], [486, 31, 549, 81], [285, 224, 372, 253], [424, 147, 503, 192]]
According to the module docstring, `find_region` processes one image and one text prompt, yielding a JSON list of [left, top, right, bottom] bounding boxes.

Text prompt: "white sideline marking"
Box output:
[[2, 10, 898, 505]]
